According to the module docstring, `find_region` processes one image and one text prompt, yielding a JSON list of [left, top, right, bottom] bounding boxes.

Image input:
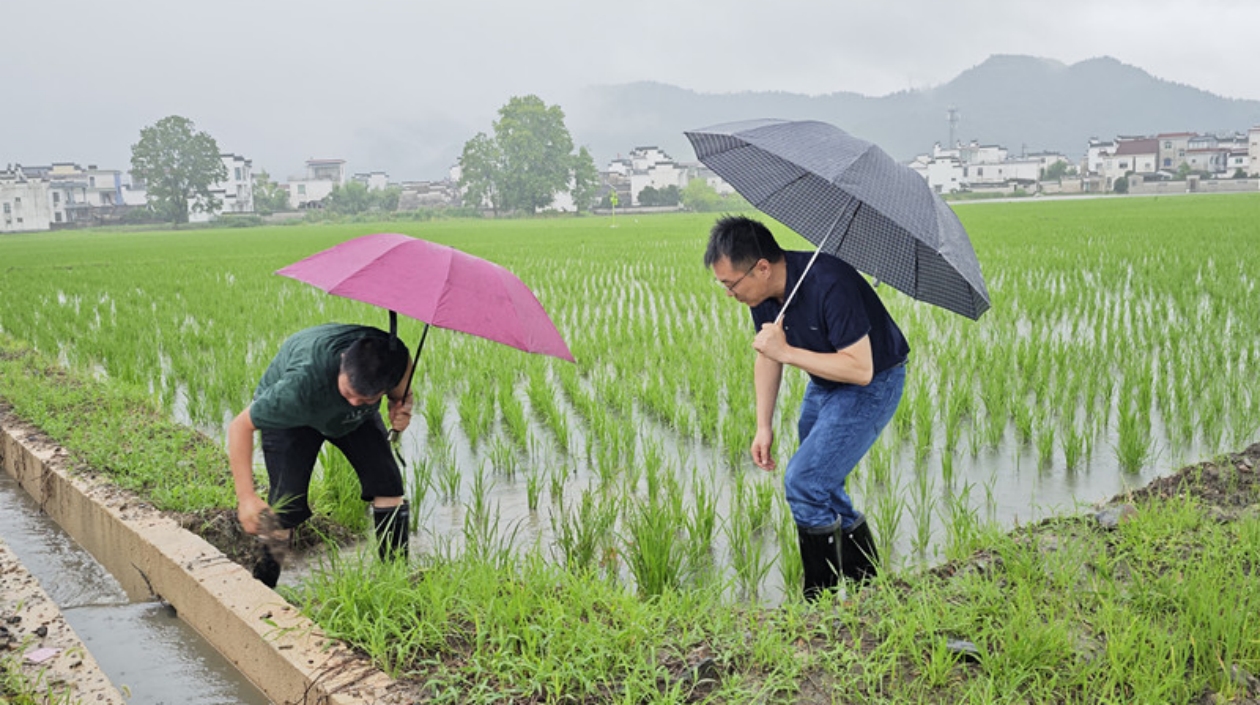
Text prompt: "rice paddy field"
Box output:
[[2, 193, 1259, 702]]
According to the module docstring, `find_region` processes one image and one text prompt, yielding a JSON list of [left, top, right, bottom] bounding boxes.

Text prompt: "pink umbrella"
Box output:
[[278, 232, 572, 360], [276, 233, 574, 437]]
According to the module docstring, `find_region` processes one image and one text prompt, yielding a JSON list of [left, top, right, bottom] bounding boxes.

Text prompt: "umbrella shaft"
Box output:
[[401, 323, 430, 403], [776, 226, 836, 326]]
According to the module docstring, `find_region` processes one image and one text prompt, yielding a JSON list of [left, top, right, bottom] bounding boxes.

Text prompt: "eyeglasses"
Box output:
[[719, 261, 759, 292]]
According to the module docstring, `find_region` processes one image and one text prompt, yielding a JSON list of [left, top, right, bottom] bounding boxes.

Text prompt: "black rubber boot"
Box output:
[[372, 501, 410, 563], [797, 523, 841, 602], [252, 545, 281, 588], [838, 516, 879, 585]]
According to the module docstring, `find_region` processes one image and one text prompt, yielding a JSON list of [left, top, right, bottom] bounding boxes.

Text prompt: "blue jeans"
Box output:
[[785, 364, 905, 531]]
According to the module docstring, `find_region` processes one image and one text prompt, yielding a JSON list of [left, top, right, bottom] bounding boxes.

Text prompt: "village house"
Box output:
[[351, 171, 391, 191], [189, 153, 255, 223], [909, 141, 1069, 194], [286, 158, 346, 209], [1099, 138, 1158, 189], [0, 163, 130, 231], [1250, 126, 1260, 175]]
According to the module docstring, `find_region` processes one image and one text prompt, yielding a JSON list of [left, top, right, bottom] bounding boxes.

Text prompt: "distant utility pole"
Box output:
[[946, 106, 960, 148]]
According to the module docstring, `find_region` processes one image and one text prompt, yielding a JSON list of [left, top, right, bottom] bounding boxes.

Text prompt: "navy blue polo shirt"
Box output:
[[750, 251, 909, 389]]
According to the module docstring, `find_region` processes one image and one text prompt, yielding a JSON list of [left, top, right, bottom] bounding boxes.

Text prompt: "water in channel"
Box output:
[[0, 472, 271, 705]]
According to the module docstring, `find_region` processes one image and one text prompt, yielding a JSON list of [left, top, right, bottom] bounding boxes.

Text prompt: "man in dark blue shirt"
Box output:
[[705, 215, 908, 601]]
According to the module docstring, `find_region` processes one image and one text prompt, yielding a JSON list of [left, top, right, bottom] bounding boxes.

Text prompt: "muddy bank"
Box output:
[[0, 538, 126, 704]]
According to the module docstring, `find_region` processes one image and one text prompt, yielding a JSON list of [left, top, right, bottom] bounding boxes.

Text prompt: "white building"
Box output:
[[1157, 132, 1196, 171], [623, 146, 688, 205], [0, 171, 53, 233], [190, 153, 255, 223], [693, 165, 735, 195], [908, 154, 965, 194], [1249, 126, 1260, 176], [287, 158, 346, 209], [1184, 148, 1228, 175], [910, 141, 1067, 192], [352, 171, 390, 191], [1099, 138, 1159, 187], [1086, 138, 1114, 175], [2, 163, 127, 229]]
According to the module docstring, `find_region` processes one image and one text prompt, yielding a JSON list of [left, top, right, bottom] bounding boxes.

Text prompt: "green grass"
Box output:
[[0, 335, 234, 512], [281, 477, 1260, 703], [1, 646, 80, 705]]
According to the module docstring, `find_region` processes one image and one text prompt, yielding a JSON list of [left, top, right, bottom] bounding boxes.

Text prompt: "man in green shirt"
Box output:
[[227, 323, 415, 587]]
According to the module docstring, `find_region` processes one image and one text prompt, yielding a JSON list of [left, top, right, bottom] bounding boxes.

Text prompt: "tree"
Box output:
[[376, 185, 402, 212], [459, 95, 582, 215], [681, 178, 725, 212], [571, 146, 600, 214], [130, 116, 227, 224], [659, 185, 680, 206], [324, 181, 373, 215], [1042, 160, 1071, 181], [1234, 168, 1248, 179], [458, 132, 503, 215], [493, 95, 574, 213], [1113, 176, 1129, 194], [252, 170, 290, 215], [636, 184, 680, 207]]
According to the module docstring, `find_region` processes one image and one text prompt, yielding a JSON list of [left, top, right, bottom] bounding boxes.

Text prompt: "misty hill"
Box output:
[[565, 55, 1260, 166]]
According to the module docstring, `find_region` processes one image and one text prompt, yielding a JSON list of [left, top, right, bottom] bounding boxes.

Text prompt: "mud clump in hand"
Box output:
[[256, 508, 291, 566]]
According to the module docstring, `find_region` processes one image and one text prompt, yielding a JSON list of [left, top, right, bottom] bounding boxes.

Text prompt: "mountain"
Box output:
[[565, 55, 1260, 166]]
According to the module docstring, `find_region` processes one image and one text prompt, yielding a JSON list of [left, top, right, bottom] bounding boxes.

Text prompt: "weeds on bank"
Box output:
[[0, 648, 79, 705], [0, 335, 233, 512]]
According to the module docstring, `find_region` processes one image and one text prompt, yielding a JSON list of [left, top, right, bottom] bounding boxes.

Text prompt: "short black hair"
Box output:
[[704, 215, 785, 269], [341, 335, 409, 397]]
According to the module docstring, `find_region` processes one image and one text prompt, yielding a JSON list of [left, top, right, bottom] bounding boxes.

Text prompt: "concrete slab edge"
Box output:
[[1, 536, 127, 704], [0, 408, 408, 705]]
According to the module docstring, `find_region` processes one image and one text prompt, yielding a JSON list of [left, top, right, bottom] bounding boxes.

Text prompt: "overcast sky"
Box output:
[[6, 0, 1259, 181]]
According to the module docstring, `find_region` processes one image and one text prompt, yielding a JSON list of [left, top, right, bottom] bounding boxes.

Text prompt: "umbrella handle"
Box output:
[[387, 323, 429, 446], [387, 323, 428, 468]]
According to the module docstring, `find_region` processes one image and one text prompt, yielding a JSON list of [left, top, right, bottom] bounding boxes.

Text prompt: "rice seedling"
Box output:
[[685, 473, 719, 574], [313, 446, 369, 532], [621, 493, 685, 598], [1116, 394, 1154, 474], [1035, 409, 1056, 467], [487, 436, 518, 478], [911, 469, 935, 555], [868, 477, 907, 565], [524, 465, 543, 512], [422, 387, 446, 437], [549, 487, 614, 574], [497, 378, 528, 449], [436, 445, 461, 501], [939, 481, 982, 563]]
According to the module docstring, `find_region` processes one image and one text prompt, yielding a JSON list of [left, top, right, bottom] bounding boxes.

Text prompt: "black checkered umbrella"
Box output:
[[685, 118, 990, 320]]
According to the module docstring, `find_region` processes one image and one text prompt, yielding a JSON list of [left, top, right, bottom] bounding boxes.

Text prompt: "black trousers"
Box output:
[[260, 413, 404, 529]]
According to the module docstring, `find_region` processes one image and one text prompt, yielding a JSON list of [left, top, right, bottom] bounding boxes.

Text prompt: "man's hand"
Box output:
[[237, 493, 269, 535], [752, 321, 789, 363], [388, 393, 414, 432], [751, 426, 777, 471]]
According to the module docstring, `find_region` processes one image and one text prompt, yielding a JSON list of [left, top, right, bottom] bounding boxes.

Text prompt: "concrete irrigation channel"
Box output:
[[0, 407, 410, 704]]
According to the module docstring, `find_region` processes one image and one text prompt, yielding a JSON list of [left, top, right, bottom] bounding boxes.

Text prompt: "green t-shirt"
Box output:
[[249, 323, 391, 438]]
